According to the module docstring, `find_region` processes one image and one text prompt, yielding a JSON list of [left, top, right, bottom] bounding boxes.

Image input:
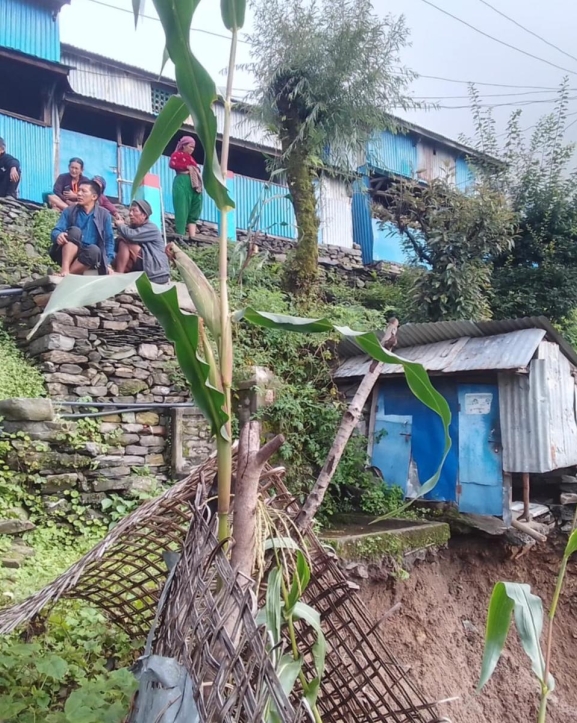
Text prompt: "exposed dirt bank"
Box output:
[[360, 535, 577, 723]]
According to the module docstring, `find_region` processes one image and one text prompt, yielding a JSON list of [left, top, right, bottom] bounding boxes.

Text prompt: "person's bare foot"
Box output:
[[55, 269, 70, 277]]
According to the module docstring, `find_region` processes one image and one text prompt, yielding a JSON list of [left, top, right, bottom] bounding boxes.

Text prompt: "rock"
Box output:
[[93, 466, 132, 478], [102, 320, 128, 331], [125, 445, 147, 456], [41, 473, 79, 493], [139, 436, 166, 448], [75, 386, 109, 397], [152, 372, 171, 386], [95, 455, 143, 468], [122, 423, 144, 433], [0, 519, 36, 534], [114, 368, 134, 378], [59, 363, 83, 375], [99, 414, 121, 423], [2, 542, 35, 568], [1, 421, 64, 441], [45, 372, 90, 385], [75, 316, 101, 329], [138, 343, 159, 360], [118, 379, 149, 395], [145, 453, 165, 466], [83, 442, 101, 456], [120, 434, 140, 445], [127, 476, 157, 495], [135, 412, 160, 426], [93, 477, 132, 492], [47, 322, 89, 339], [0, 398, 54, 421], [151, 386, 171, 396], [41, 350, 88, 364]]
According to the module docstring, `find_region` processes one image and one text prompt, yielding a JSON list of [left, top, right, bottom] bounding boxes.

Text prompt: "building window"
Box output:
[[151, 86, 173, 115]]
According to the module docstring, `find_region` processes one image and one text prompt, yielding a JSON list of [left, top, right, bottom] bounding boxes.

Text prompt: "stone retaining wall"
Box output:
[[0, 277, 214, 491]]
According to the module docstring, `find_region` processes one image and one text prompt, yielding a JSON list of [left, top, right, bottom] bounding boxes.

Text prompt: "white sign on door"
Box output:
[[464, 393, 493, 415]]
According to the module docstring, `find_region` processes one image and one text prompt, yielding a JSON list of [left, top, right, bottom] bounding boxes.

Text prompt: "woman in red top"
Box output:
[[169, 136, 203, 238]]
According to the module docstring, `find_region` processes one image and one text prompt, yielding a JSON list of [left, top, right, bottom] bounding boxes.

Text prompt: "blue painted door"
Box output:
[[60, 130, 119, 198], [457, 384, 503, 515], [371, 413, 412, 494]]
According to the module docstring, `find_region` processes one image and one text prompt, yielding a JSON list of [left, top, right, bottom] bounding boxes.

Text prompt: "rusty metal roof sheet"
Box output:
[[334, 328, 547, 379], [337, 316, 577, 368]]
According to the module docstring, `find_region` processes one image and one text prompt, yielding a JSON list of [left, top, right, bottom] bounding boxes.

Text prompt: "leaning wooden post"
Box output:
[[295, 318, 399, 532], [522, 472, 531, 521]]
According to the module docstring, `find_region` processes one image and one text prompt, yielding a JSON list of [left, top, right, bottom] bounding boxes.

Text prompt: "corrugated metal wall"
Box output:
[[499, 341, 577, 473], [60, 129, 119, 194], [456, 157, 475, 192], [235, 175, 296, 238], [351, 175, 373, 263], [366, 130, 417, 178], [416, 141, 456, 184], [62, 52, 153, 113], [318, 176, 352, 247], [0, 113, 54, 202], [372, 220, 407, 263], [0, 0, 60, 62], [119, 146, 294, 236]]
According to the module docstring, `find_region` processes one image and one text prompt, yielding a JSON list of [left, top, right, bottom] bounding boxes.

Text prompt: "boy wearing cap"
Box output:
[[112, 200, 170, 284], [49, 180, 115, 276]]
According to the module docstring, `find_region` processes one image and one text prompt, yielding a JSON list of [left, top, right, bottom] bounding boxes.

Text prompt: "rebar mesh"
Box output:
[[0, 450, 444, 722]]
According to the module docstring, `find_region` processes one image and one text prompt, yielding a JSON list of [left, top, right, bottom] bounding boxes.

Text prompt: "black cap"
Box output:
[[132, 199, 153, 217]]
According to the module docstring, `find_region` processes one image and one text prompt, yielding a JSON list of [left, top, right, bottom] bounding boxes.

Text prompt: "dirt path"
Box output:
[[360, 535, 577, 723]]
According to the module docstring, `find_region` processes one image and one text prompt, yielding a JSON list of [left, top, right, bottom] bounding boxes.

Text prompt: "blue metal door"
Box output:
[[371, 414, 412, 494], [457, 384, 503, 515], [60, 130, 119, 198]]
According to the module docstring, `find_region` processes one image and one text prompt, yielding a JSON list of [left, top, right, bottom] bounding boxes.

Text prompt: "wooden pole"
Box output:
[[522, 472, 531, 521]]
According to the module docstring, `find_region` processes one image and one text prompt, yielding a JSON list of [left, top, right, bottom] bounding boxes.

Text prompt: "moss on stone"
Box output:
[[323, 520, 450, 563]]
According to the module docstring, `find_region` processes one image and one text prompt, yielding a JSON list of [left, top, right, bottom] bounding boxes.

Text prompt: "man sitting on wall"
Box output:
[[0, 138, 20, 199], [112, 200, 170, 284], [46, 157, 90, 211], [49, 180, 115, 277]]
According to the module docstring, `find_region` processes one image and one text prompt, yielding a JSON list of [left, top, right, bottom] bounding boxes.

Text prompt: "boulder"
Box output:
[[0, 519, 36, 534], [0, 398, 55, 422]]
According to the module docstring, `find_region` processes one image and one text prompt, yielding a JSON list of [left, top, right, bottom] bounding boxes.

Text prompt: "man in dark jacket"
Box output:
[[113, 200, 170, 283], [0, 138, 20, 198], [50, 180, 115, 276]]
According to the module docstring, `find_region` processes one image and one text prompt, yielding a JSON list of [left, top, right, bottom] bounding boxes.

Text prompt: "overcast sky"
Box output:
[[60, 0, 577, 154]]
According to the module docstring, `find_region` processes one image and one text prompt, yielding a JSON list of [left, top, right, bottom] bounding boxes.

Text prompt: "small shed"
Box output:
[[334, 317, 577, 522]]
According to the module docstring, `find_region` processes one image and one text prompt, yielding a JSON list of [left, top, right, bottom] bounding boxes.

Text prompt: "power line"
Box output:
[[83, 0, 249, 43], [475, 0, 577, 65], [411, 88, 577, 100], [413, 96, 577, 110], [414, 0, 577, 77], [414, 75, 566, 90]]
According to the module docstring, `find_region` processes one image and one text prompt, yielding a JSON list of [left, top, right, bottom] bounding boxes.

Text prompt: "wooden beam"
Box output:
[[522, 472, 531, 521]]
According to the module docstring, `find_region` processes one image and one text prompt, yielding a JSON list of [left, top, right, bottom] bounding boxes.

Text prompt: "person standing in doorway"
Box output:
[[0, 138, 20, 199], [46, 157, 89, 211], [169, 135, 203, 239]]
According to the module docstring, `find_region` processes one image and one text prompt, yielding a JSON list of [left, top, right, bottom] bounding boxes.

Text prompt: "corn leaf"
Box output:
[[132, 0, 144, 27], [478, 582, 550, 691], [287, 551, 310, 612], [563, 529, 577, 559], [233, 307, 452, 498], [135, 275, 228, 439], [221, 0, 246, 31], [27, 273, 143, 340], [151, 0, 233, 210], [132, 96, 189, 197], [292, 601, 327, 708]]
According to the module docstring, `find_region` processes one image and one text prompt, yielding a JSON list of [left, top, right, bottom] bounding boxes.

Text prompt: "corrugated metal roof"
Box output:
[[334, 328, 547, 379], [338, 317, 577, 368]]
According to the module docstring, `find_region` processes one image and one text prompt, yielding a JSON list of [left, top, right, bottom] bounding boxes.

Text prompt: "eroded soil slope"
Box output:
[[361, 536, 577, 723]]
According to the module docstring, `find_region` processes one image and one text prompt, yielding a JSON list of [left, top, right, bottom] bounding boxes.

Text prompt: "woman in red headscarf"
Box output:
[[169, 135, 203, 238]]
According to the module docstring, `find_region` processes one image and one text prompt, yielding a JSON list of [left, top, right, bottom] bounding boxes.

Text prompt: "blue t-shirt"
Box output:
[[51, 205, 115, 260]]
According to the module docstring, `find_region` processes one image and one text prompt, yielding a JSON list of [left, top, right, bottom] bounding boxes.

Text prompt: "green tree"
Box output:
[[375, 177, 516, 321], [247, 0, 415, 295], [464, 81, 577, 325]]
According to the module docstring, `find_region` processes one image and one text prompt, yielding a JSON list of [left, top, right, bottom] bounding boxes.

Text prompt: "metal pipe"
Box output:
[[0, 288, 24, 297], [55, 401, 196, 408]]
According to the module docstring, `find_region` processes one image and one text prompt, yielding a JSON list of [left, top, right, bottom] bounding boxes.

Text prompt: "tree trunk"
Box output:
[[283, 148, 320, 295], [230, 422, 285, 587], [295, 319, 399, 532]]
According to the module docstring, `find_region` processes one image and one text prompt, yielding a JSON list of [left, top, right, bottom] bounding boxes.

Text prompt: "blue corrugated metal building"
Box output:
[[0, 1, 491, 255], [335, 318, 577, 522]]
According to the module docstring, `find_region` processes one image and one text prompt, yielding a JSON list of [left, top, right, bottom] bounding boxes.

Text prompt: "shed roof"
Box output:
[[335, 317, 577, 379]]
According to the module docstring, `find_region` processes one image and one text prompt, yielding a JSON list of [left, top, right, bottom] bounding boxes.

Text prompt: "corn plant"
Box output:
[[478, 530, 577, 722], [29, 0, 451, 574]]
